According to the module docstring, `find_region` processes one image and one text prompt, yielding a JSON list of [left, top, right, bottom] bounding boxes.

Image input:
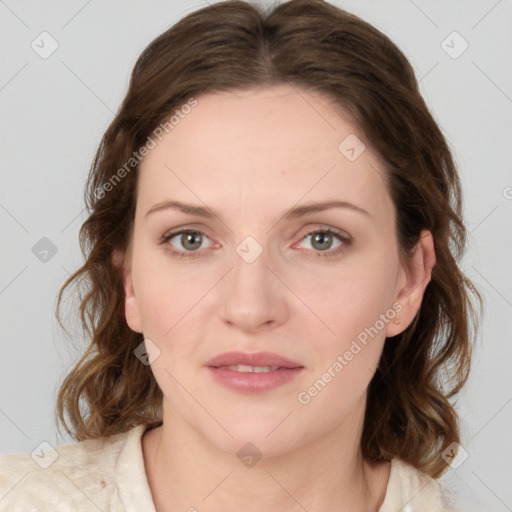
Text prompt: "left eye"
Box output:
[[296, 229, 345, 253]]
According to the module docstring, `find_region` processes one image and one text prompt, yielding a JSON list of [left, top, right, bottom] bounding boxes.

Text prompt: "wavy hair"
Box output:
[[55, 0, 481, 478]]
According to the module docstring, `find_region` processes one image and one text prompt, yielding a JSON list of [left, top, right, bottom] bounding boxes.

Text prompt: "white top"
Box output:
[[0, 424, 458, 511]]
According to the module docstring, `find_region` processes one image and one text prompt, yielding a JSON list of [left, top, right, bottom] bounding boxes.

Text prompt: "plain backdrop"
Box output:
[[1, 1, 511, 510]]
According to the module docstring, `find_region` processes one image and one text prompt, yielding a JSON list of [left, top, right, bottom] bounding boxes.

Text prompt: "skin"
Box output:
[[118, 84, 436, 512]]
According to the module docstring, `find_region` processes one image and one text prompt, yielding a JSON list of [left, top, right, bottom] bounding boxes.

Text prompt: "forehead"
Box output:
[[137, 84, 391, 217], [149, 85, 362, 165]]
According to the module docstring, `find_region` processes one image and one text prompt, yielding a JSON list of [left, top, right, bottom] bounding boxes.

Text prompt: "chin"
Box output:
[[210, 413, 307, 460]]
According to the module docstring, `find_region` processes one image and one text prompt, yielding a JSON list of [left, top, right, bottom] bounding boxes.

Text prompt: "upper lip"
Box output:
[[205, 351, 303, 369]]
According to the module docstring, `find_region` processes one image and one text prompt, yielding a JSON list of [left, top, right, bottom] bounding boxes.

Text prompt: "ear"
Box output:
[[386, 230, 436, 337], [112, 245, 143, 334]]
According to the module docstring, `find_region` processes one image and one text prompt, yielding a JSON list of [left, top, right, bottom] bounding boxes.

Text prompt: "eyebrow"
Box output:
[[145, 199, 371, 221]]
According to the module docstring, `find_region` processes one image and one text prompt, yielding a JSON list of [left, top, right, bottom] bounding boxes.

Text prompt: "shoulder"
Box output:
[[380, 459, 461, 512], [0, 425, 146, 511]]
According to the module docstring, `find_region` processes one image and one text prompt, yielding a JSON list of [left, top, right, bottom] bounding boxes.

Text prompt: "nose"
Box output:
[[218, 238, 289, 333]]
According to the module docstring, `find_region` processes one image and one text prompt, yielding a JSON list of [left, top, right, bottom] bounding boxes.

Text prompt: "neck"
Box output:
[[142, 399, 390, 512]]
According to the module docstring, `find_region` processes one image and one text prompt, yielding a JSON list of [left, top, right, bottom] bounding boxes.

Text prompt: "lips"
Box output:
[[205, 351, 304, 393], [205, 351, 303, 369]]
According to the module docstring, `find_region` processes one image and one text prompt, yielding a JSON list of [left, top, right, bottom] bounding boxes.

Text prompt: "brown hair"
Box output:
[[55, 0, 481, 478]]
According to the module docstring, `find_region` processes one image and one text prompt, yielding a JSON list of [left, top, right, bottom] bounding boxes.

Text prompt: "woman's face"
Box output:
[[122, 84, 422, 457]]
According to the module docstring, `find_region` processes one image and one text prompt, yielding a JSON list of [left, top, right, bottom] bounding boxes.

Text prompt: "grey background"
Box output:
[[1, 0, 511, 510]]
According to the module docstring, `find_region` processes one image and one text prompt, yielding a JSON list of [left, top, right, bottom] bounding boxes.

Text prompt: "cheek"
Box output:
[[295, 270, 396, 421], [334, 270, 398, 340], [136, 277, 207, 354], [296, 248, 400, 397], [132, 241, 197, 331], [298, 247, 400, 345], [131, 246, 221, 368]]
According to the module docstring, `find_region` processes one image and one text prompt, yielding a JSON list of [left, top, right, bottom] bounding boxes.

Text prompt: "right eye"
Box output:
[[161, 229, 213, 258]]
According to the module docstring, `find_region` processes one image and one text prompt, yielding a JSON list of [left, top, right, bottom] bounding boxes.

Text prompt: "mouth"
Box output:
[[205, 350, 303, 369], [215, 364, 281, 372], [205, 351, 304, 393]]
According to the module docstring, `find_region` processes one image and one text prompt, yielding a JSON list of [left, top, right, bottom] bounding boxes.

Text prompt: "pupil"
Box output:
[[183, 232, 201, 250], [313, 233, 331, 250]]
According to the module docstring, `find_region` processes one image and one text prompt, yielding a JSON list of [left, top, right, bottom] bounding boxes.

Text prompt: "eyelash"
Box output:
[[160, 227, 351, 260]]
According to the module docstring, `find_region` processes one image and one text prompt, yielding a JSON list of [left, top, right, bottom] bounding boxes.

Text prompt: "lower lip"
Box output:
[[207, 367, 304, 393]]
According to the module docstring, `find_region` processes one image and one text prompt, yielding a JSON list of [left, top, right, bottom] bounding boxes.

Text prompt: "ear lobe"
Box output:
[[112, 247, 143, 334], [386, 230, 436, 337]]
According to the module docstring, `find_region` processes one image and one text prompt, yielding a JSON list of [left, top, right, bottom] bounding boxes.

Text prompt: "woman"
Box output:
[[0, 1, 480, 510]]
